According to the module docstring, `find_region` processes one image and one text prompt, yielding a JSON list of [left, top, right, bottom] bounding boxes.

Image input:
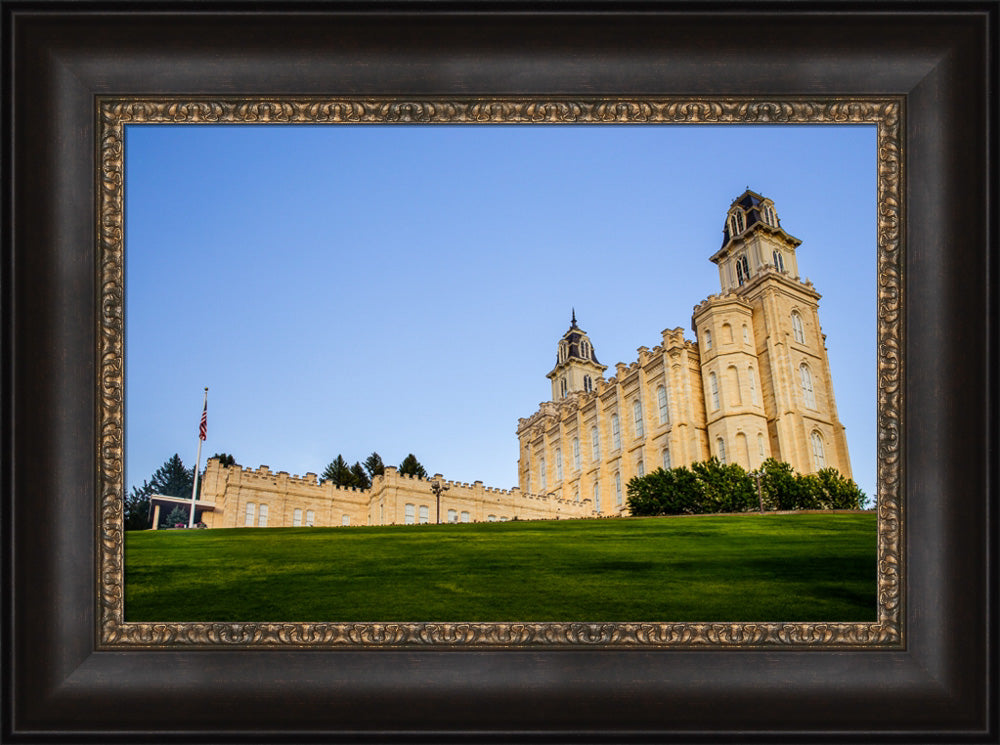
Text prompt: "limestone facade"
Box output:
[[198, 461, 592, 529], [516, 190, 852, 515]]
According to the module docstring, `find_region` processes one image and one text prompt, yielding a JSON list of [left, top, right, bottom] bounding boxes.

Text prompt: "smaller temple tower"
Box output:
[[546, 311, 607, 401]]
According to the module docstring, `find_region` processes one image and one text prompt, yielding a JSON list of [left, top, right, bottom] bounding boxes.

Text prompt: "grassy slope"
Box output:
[[124, 513, 876, 622]]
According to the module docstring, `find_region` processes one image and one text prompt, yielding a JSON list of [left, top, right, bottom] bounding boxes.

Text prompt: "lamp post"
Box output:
[[430, 479, 449, 524]]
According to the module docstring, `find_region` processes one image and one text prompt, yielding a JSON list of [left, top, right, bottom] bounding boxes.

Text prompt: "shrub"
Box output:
[[690, 458, 756, 513], [626, 466, 701, 516]]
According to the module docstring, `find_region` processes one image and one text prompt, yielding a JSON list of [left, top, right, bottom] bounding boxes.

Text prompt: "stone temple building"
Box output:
[[193, 189, 851, 528], [516, 189, 852, 516]]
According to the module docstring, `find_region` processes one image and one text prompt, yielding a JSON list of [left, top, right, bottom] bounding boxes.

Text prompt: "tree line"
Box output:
[[625, 457, 868, 517], [125, 450, 427, 530]]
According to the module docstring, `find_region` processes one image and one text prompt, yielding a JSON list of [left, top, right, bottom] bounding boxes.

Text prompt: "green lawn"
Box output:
[[124, 512, 877, 622]]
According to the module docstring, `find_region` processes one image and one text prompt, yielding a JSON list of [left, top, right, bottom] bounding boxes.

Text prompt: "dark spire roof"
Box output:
[[557, 312, 601, 366], [571, 308, 577, 328], [720, 188, 781, 248]]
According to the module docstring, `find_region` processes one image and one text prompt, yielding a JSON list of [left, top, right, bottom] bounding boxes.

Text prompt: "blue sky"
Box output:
[[125, 123, 877, 501]]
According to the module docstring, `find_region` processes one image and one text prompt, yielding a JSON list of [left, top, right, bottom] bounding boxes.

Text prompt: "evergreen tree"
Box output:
[[124, 480, 154, 531], [322, 455, 355, 486], [363, 452, 385, 478], [165, 505, 190, 527], [398, 453, 427, 478], [350, 462, 371, 490], [211, 452, 237, 467], [126, 454, 196, 530]]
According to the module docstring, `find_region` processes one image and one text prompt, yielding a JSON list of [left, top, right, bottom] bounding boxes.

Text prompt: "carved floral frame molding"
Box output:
[[97, 97, 903, 648]]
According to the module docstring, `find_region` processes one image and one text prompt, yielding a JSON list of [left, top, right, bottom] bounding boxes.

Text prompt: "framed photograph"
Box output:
[[4, 2, 994, 741]]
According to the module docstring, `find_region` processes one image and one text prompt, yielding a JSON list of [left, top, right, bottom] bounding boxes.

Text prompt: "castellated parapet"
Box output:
[[198, 458, 594, 529]]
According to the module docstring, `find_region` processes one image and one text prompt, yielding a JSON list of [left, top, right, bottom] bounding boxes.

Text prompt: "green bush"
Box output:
[[626, 457, 866, 516]]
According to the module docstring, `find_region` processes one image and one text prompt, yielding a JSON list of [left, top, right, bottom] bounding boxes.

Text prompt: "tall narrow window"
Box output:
[[559, 342, 568, 362], [555, 448, 563, 481], [723, 323, 734, 344], [460, 511, 471, 523], [580, 340, 590, 358], [447, 509, 457, 523], [662, 447, 672, 470], [611, 413, 621, 450], [593, 481, 601, 513], [773, 250, 785, 272], [591, 425, 600, 461], [748, 365, 758, 405], [743, 324, 750, 344], [244, 502, 256, 527], [709, 372, 720, 410], [728, 366, 742, 405], [632, 399, 644, 437], [736, 260, 746, 285], [341, 514, 349, 526], [791, 311, 805, 344], [811, 431, 826, 469], [405, 503, 415, 524], [418, 505, 429, 524], [739, 255, 750, 282], [583, 375, 592, 393], [573, 437, 580, 470], [800, 363, 816, 408], [758, 433, 766, 458], [293, 508, 303, 527], [306, 510, 315, 527], [614, 472, 622, 507], [703, 329, 713, 351], [257, 503, 268, 527], [657, 385, 669, 424], [636, 460, 645, 477], [717, 437, 727, 464], [560, 377, 568, 398], [573, 488, 580, 503], [539, 456, 546, 489]]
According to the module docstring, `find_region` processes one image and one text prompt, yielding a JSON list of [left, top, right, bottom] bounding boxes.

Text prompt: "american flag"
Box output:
[[199, 396, 207, 441]]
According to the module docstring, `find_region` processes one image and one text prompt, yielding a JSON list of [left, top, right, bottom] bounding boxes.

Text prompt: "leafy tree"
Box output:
[[322, 455, 355, 486], [211, 452, 238, 467], [811, 468, 867, 509], [627, 466, 701, 516], [398, 453, 427, 478], [350, 462, 371, 490], [757, 458, 802, 510], [363, 452, 385, 479]]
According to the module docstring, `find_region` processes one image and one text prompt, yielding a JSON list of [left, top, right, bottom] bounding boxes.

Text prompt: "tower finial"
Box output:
[[571, 308, 577, 327]]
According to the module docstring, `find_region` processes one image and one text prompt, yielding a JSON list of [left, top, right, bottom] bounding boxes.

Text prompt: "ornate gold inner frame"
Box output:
[[98, 97, 902, 648]]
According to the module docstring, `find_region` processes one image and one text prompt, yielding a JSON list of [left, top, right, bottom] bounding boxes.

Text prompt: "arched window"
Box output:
[[728, 365, 741, 405], [583, 375, 593, 393], [636, 459, 645, 477], [703, 329, 713, 351], [404, 503, 415, 524], [748, 365, 758, 405], [560, 377, 568, 398], [611, 413, 621, 450], [736, 255, 750, 286], [614, 472, 622, 507], [539, 456, 546, 489], [418, 505, 429, 524], [709, 372, 720, 410], [743, 324, 750, 344], [811, 431, 826, 469], [573, 488, 580, 503], [460, 511, 471, 523], [591, 425, 600, 461], [800, 363, 816, 408], [763, 204, 778, 226], [293, 508, 303, 526], [791, 311, 805, 344], [580, 340, 590, 358], [573, 437, 580, 470], [632, 399, 644, 437], [723, 323, 734, 344], [593, 481, 601, 513], [245, 502, 256, 527], [487, 514, 497, 522], [657, 385, 670, 424], [558, 341, 568, 362], [772, 250, 785, 272], [717, 437, 727, 464], [758, 433, 766, 458], [555, 448, 563, 481], [662, 447, 672, 470], [730, 210, 745, 235]]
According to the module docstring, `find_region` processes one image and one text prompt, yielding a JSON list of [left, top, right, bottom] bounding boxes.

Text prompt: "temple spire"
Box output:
[[571, 308, 577, 328]]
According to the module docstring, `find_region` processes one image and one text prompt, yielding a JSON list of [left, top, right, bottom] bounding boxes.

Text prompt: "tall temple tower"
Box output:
[[696, 189, 852, 477], [546, 311, 607, 401]]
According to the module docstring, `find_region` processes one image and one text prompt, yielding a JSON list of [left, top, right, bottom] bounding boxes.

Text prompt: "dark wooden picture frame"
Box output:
[[3, 2, 995, 740]]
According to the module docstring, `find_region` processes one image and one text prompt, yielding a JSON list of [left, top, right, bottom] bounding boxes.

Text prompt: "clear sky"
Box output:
[[125, 123, 877, 502]]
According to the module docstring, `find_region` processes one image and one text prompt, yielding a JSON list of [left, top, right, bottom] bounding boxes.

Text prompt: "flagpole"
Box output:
[[188, 387, 208, 528]]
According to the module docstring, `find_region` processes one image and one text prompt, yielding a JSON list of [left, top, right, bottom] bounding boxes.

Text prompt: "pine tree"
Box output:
[[398, 453, 427, 478], [322, 455, 355, 486], [363, 452, 385, 478], [126, 454, 197, 530], [350, 462, 371, 490], [211, 452, 237, 467]]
